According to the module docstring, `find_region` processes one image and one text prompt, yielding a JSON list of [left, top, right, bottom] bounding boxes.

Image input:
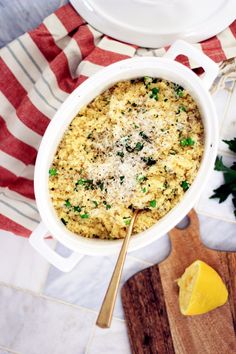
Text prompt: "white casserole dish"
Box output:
[[29, 40, 219, 272]]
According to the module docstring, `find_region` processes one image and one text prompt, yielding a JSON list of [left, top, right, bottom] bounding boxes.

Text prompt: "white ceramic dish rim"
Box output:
[[29, 40, 219, 271], [70, 0, 236, 48]]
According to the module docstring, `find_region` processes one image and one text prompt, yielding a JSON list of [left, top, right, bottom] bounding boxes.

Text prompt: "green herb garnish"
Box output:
[[123, 217, 131, 225], [49, 168, 57, 176], [181, 180, 189, 191], [142, 187, 147, 193], [117, 151, 124, 158], [103, 201, 111, 210], [65, 199, 71, 208], [179, 104, 187, 112], [149, 200, 157, 208], [74, 206, 82, 212], [180, 137, 195, 147], [210, 154, 236, 207], [80, 213, 89, 219], [97, 181, 104, 191], [135, 142, 144, 151], [143, 76, 152, 87], [150, 87, 159, 100], [141, 157, 157, 166], [222, 138, 236, 153], [120, 176, 125, 184], [92, 201, 98, 208], [139, 131, 150, 142], [174, 84, 184, 97], [137, 174, 148, 183]]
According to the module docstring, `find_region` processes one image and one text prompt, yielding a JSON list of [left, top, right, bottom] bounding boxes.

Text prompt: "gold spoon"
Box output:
[[96, 209, 139, 328]]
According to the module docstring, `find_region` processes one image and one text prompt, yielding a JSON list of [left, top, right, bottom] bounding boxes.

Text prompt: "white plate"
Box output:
[[70, 0, 236, 48]]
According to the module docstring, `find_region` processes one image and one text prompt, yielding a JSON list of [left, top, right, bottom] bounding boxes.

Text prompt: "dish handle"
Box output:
[[164, 39, 219, 90], [29, 222, 83, 272]]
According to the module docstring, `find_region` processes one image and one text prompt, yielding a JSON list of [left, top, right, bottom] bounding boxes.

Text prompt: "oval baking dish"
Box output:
[[29, 40, 219, 272]]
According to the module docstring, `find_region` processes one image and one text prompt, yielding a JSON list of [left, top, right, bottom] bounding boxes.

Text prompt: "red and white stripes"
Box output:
[[0, 3, 236, 237]]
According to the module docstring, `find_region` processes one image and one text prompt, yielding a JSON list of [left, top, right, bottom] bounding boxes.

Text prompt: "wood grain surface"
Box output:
[[122, 210, 236, 354]]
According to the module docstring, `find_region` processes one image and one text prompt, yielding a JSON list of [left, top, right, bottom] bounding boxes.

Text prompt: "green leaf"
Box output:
[[223, 138, 236, 153], [181, 180, 189, 191], [49, 168, 57, 176], [174, 84, 184, 97], [180, 137, 195, 147], [120, 176, 125, 184], [135, 142, 144, 151], [65, 199, 71, 208], [139, 131, 150, 142], [123, 217, 131, 225], [92, 201, 98, 208], [149, 200, 156, 208], [150, 87, 159, 100], [210, 183, 233, 203], [141, 157, 156, 166], [80, 213, 89, 219], [214, 157, 236, 178], [136, 174, 148, 183], [73, 206, 82, 212], [117, 151, 124, 158]]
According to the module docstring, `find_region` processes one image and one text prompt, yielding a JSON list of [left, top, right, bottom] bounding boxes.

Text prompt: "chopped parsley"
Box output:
[[117, 151, 124, 158], [103, 201, 111, 210], [123, 216, 131, 225], [49, 168, 57, 176], [143, 76, 152, 88], [97, 181, 104, 191], [61, 218, 67, 225], [179, 104, 187, 112], [76, 178, 92, 186], [149, 200, 157, 208], [180, 137, 195, 147], [73, 206, 82, 212], [174, 84, 184, 97], [142, 187, 147, 193], [150, 87, 159, 100], [87, 132, 93, 139], [92, 201, 98, 208], [120, 176, 125, 184], [222, 138, 236, 153], [181, 180, 189, 191], [141, 156, 157, 166], [135, 142, 144, 151], [137, 174, 148, 183], [65, 199, 71, 208], [80, 213, 89, 219], [139, 131, 150, 142]]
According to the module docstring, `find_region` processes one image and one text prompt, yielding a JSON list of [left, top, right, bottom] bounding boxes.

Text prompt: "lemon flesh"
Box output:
[[177, 260, 228, 316]]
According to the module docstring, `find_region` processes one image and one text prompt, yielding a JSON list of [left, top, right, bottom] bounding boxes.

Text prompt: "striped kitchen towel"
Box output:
[[0, 4, 236, 237]]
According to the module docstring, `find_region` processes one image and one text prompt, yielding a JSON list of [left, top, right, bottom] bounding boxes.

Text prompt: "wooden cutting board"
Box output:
[[121, 209, 236, 354]]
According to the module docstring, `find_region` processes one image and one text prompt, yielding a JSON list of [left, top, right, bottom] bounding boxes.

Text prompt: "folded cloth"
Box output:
[[0, 4, 236, 237]]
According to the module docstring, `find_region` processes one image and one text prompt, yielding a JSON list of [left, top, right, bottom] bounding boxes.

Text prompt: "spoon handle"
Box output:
[[96, 210, 139, 328]]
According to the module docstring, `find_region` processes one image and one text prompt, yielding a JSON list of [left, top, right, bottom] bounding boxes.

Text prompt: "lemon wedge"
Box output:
[[177, 260, 228, 316]]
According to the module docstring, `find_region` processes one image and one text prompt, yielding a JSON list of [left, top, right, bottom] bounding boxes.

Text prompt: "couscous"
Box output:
[[49, 77, 204, 239]]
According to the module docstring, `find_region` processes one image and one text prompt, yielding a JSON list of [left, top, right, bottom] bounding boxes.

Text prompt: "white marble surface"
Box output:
[[0, 1, 236, 353]]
